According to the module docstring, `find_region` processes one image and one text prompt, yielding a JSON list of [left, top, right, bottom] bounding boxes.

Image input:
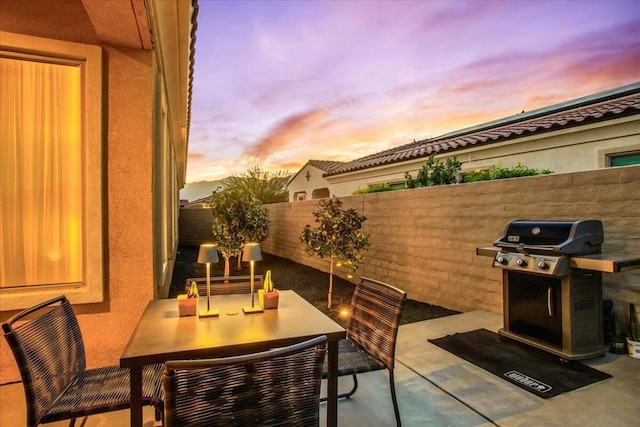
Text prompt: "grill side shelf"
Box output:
[[476, 246, 500, 257], [570, 255, 640, 273]]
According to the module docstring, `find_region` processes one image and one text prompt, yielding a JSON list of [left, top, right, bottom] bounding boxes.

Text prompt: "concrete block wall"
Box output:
[[179, 166, 639, 319], [178, 207, 215, 246], [260, 166, 640, 317]]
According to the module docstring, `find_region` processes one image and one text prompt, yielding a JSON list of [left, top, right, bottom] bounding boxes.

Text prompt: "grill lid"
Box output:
[[494, 220, 603, 255]]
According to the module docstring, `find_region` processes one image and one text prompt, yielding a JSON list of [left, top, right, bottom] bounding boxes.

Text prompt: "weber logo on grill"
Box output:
[[504, 370, 552, 393], [507, 235, 520, 242]]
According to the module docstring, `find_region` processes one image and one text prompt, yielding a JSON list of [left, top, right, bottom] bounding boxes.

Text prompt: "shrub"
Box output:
[[462, 163, 553, 183], [352, 183, 403, 194], [405, 154, 461, 188]]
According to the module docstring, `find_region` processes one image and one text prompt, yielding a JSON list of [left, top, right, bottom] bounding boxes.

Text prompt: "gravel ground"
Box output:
[[170, 245, 458, 328]]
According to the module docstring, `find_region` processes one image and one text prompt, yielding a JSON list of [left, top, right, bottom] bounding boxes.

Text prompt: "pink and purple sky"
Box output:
[[187, 0, 640, 183]]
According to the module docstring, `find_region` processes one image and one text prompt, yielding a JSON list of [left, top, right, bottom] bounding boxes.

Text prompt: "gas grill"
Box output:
[[477, 220, 639, 361], [492, 220, 603, 277]]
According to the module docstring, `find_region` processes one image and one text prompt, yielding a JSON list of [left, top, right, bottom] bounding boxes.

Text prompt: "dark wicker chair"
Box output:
[[162, 335, 327, 427], [322, 277, 407, 426], [184, 274, 264, 295], [1, 295, 163, 427]]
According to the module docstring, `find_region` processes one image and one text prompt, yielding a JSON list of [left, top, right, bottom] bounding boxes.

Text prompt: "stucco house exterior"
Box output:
[[288, 83, 640, 199], [0, 0, 195, 384], [287, 160, 345, 202]]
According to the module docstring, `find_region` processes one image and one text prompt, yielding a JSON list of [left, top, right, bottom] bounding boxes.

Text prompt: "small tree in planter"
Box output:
[[209, 189, 270, 277], [300, 197, 370, 308]]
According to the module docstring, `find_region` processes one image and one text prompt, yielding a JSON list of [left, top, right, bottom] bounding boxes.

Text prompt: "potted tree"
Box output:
[[209, 189, 270, 277], [300, 197, 370, 308], [220, 165, 289, 270]]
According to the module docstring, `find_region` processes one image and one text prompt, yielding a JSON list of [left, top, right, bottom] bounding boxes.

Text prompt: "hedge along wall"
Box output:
[[260, 166, 640, 318]]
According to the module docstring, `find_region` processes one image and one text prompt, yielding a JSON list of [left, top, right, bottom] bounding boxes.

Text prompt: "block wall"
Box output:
[[261, 166, 640, 317], [178, 208, 215, 245]]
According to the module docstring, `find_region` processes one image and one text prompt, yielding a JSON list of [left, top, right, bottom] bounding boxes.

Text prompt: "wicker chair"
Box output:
[[163, 335, 327, 427], [322, 277, 407, 426], [184, 275, 264, 295], [1, 295, 163, 427]]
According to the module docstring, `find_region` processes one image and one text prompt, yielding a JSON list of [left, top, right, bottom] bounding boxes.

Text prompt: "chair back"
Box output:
[[347, 277, 407, 370], [163, 335, 327, 427], [2, 296, 86, 427], [184, 275, 264, 295]]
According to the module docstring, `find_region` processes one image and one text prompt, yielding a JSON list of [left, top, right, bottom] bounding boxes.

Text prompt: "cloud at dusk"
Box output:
[[247, 108, 330, 159], [186, 0, 640, 183]]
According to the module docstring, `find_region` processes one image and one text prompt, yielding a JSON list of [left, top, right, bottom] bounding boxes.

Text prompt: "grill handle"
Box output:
[[547, 287, 555, 317]]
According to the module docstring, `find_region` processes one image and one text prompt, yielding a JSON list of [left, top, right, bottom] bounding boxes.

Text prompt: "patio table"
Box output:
[[120, 290, 346, 427]]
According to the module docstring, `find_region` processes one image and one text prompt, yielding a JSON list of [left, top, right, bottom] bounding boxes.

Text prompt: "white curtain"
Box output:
[[0, 56, 83, 288]]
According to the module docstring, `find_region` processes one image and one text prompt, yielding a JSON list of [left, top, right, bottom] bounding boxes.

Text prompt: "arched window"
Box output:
[[312, 188, 330, 199]]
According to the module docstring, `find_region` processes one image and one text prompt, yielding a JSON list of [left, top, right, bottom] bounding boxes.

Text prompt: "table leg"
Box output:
[[129, 366, 143, 427], [326, 340, 339, 427]]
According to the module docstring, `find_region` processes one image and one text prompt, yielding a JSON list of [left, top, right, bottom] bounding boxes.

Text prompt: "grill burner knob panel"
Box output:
[[493, 251, 569, 276]]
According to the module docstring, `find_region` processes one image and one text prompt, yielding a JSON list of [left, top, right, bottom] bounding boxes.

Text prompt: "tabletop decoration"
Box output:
[[178, 282, 199, 317], [242, 242, 263, 314], [259, 270, 279, 309], [197, 243, 220, 318]]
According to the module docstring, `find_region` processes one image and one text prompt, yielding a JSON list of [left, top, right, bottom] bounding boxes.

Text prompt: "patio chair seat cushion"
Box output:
[[322, 338, 384, 378], [39, 363, 164, 424]]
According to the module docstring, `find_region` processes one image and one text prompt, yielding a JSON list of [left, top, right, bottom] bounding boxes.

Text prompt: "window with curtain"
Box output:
[[0, 55, 84, 288]]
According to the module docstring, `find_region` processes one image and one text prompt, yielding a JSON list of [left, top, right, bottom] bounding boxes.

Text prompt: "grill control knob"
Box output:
[[516, 258, 528, 267], [496, 256, 508, 265], [537, 261, 550, 270]]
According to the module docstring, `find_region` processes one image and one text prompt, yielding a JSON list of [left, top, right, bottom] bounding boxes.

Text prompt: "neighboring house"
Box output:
[[289, 83, 640, 198], [0, 0, 195, 384], [184, 193, 215, 208], [287, 159, 345, 202]]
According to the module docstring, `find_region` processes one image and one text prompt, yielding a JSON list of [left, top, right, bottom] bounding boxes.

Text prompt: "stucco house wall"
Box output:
[[288, 164, 333, 201], [263, 166, 640, 329], [0, 0, 193, 384], [287, 160, 346, 202], [287, 86, 640, 199], [325, 114, 639, 197]]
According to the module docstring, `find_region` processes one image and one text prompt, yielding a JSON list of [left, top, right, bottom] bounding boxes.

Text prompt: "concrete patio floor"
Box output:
[[2, 311, 638, 426]]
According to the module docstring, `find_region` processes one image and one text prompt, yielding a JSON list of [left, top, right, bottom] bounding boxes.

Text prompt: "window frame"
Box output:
[[598, 143, 640, 169], [293, 191, 307, 201], [0, 32, 104, 310], [606, 150, 640, 167]]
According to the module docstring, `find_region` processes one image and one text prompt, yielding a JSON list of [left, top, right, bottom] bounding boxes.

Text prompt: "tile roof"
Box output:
[[287, 159, 346, 186], [183, 194, 213, 207], [325, 84, 640, 177], [307, 159, 346, 172], [186, 0, 198, 143]]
